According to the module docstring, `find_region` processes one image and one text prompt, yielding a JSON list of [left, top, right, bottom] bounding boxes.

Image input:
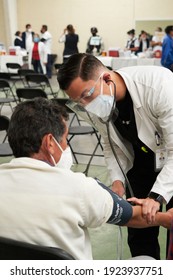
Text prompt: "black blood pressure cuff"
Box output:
[[95, 178, 133, 226]]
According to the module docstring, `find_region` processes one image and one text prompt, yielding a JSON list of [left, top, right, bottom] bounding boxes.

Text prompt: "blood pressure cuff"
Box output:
[[95, 178, 133, 226]]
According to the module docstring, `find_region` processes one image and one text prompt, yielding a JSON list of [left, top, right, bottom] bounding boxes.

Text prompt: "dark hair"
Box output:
[[67, 24, 74, 34], [8, 97, 68, 158], [26, 24, 31, 29], [42, 25, 48, 31], [57, 53, 104, 90], [165, 25, 173, 34], [156, 27, 162, 32], [127, 29, 135, 35], [91, 27, 98, 33], [15, 31, 21, 36]]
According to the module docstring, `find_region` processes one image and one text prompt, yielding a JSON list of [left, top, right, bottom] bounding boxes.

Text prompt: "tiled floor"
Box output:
[[0, 74, 167, 260]]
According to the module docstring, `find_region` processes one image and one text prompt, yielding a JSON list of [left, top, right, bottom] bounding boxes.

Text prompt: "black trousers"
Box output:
[[126, 165, 161, 259], [32, 60, 43, 74], [126, 162, 173, 259]]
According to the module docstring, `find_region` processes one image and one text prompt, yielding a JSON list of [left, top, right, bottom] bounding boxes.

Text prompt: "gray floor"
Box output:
[[0, 74, 167, 260]]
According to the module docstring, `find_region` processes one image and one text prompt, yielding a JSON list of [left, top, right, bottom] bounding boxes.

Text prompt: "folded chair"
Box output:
[[0, 236, 75, 260], [25, 73, 58, 97], [16, 88, 48, 102], [0, 115, 13, 157]]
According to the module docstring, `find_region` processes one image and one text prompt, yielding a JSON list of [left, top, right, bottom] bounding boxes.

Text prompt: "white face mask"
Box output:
[[50, 137, 73, 169], [85, 77, 115, 118]]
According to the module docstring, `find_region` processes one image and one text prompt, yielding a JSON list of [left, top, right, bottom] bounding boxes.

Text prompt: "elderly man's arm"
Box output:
[[96, 179, 173, 229], [126, 203, 173, 229]]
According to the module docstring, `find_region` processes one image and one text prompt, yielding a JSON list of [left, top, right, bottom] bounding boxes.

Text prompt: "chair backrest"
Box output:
[[25, 73, 49, 84], [18, 69, 35, 77], [0, 73, 11, 80], [16, 88, 47, 101], [0, 236, 75, 260], [6, 63, 21, 70], [0, 79, 10, 89], [0, 115, 10, 132], [25, 73, 56, 97]]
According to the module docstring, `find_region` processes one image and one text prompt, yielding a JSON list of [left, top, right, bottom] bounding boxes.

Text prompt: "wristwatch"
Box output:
[[148, 192, 165, 205]]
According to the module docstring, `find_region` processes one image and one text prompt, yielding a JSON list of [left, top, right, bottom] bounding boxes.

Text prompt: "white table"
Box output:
[[97, 56, 161, 70], [0, 55, 24, 72]]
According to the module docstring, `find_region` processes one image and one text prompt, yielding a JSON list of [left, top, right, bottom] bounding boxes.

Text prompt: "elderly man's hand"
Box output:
[[127, 197, 160, 224]]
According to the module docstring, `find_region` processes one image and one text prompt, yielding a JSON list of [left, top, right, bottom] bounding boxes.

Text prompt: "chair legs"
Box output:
[[68, 131, 103, 176]]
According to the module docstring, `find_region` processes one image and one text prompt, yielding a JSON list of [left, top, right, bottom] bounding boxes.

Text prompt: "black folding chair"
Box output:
[[0, 79, 17, 114], [25, 73, 58, 97], [0, 115, 13, 157], [18, 69, 35, 87], [6, 63, 22, 88], [0, 236, 75, 260], [16, 88, 48, 102]]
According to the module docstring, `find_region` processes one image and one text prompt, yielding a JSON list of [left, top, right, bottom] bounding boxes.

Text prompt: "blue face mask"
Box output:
[[34, 37, 40, 43]]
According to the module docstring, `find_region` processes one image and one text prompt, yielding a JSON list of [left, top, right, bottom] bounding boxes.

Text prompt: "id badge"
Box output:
[[155, 148, 167, 172]]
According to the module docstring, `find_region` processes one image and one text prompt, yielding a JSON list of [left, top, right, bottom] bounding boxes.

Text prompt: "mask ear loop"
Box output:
[[50, 153, 56, 166], [49, 136, 64, 166], [52, 136, 63, 152]]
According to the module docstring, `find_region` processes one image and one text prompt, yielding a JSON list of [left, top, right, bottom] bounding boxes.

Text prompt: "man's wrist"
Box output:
[[148, 192, 165, 205]]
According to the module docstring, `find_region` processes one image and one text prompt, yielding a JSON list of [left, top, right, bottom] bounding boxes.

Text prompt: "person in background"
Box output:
[[22, 24, 34, 52], [57, 53, 173, 260], [150, 27, 163, 54], [0, 97, 173, 260], [14, 31, 24, 48], [40, 25, 52, 79], [59, 24, 79, 63], [28, 33, 47, 74], [161, 25, 173, 71], [125, 29, 139, 54], [86, 27, 104, 55], [137, 30, 150, 53]]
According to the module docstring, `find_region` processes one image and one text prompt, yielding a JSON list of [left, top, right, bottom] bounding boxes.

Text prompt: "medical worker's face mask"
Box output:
[[85, 73, 115, 119], [50, 136, 73, 169]]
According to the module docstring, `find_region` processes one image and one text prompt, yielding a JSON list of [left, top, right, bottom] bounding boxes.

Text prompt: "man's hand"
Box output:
[[127, 197, 160, 224], [112, 180, 125, 197]]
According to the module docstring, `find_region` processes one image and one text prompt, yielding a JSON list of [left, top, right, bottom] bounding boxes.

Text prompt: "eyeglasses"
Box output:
[[72, 72, 104, 105]]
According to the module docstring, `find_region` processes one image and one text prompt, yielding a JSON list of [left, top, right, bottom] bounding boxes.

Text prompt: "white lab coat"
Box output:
[[87, 65, 173, 203], [28, 41, 48, 74]]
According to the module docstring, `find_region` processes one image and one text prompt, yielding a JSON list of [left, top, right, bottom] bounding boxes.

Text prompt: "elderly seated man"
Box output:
[[0, 97, 173, 260]]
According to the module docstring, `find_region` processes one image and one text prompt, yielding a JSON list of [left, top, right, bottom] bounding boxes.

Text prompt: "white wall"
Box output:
[[1, 0, 173, 62]]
